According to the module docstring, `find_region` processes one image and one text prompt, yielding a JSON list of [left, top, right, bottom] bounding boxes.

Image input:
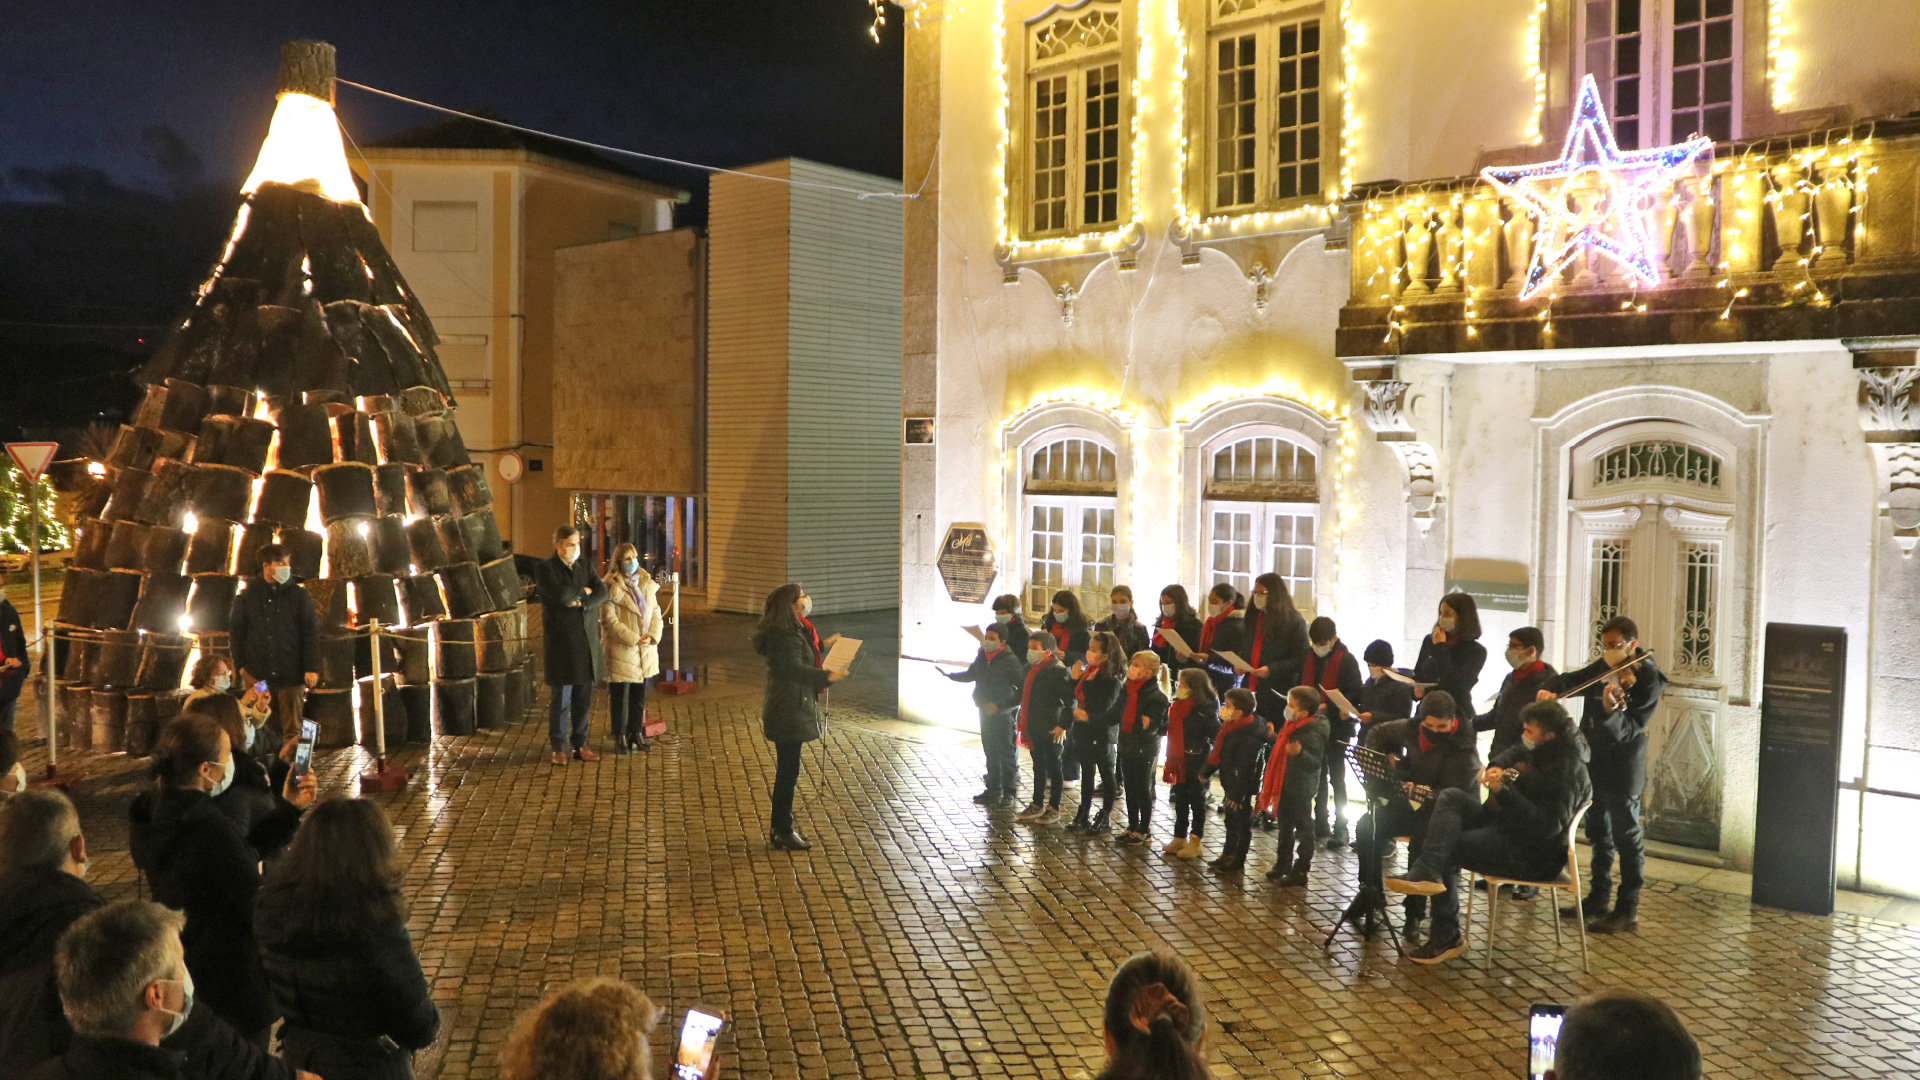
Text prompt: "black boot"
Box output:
[[1589, 891, 1638, 934], [1560, 888, 1609, 921], [1088, 805, 1113, 834], [1279, 856, 1310, 887]]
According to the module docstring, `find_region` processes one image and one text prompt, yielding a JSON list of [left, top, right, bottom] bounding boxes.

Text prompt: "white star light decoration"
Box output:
[[1481, 74, 1714, 300]]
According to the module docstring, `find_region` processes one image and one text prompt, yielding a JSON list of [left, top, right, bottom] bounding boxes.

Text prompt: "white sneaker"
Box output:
[[1015, 803, 1044, 821], [1034, 808, 1061, 825]]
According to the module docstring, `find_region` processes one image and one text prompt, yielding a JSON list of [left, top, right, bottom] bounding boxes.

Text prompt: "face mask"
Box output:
[[798, 596, 813, 617], [213, 673, 231, 692], [1252, 593, 1268, 611], [1506, 648, 1531, 669], [1174, 684, 1190, 700], [1208, 601, 1225, 616], [995, 612, 1011, 625], [622, 559, 639, 575], [155, 971, 194, 1039], [1521, 734, 1540, 751], [1111, 602, 1131, 618], [1436, 615, 1457, 632], [1052, 607, 1067, 620], [1602, 645, 1628, 664], [270, 565, 291, 585], [983, 639, 1002, 654], [207, 758, 234, 799], [1028, 650, 1047, 667], [1423, 720, 1455, 736], [1312, 642, 1333, 658], [1160, 603, 1176, 618]]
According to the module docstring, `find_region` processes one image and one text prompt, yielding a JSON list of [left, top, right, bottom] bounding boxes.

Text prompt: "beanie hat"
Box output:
[[1363, 639, 1394, 667]]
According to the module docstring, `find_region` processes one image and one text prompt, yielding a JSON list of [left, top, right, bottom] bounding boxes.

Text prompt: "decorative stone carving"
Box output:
[[1854, 350, 1920, 556], [1812, 162, 1853, 268], [1350, 365, 1442, 533], [1858, 366, 1920, 431], [1769, 163, 1808, 272], [1247, 262, 1274, 311], [1054, 280, 1077, 326]]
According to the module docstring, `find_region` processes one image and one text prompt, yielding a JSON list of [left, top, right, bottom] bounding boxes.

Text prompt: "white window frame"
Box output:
[[1026, 494, 1119, 620], [1021, 0, 1130, 239], [1575, 0, 1744, 148], [1203, 3, 1329, 214], [1204, 498, 1319, 613], [1012, 420, 1128, 622]]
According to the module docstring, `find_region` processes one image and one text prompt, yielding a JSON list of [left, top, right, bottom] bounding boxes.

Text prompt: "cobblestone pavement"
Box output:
[[16, 670, 1920, 1079]]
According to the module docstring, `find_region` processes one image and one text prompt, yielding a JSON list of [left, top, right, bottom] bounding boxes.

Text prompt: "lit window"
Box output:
[[1579, 0, 1740, 148], [1025, 437, 1119, 620], [1206, 7, 1323, 213], [1203, 433, 1318, 615], [1023, 2, 1128, 237]]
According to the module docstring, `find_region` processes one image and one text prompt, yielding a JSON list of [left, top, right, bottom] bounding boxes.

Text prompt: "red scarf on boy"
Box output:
[[1162, 697, 1195, 783], [1300, 642, 1346, 692], [1016, 659, 1048, 748], [1119, 677, 1150, 734], [1207, 711, 1255, 767], [1255, 709, 1317, 815]]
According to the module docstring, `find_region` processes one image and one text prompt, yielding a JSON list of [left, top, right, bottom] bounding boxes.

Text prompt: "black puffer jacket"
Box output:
[[1114, 679, 1168, 758], [1094, 612, 1152, 659], [1488, 735, 1593, 870], [227, 577, 320, 690], [128, 787, 281, 1035], [1204, 716, 1266, 803], [753, 624, 832, 744], [1069, 670, 1122, 750], [1165, 696, 1220, 782], [1014, 659, 1075, 741], [254, 885, 440, 1080], [1364, 717, 1483, 798], [1474, 661, 1561, 758]]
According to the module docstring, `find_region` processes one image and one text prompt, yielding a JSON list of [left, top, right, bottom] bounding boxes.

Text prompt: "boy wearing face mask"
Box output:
[[1113, 651, 1170, 846], [1354, 640, 1415, 734], [1301, 618, 1365, 849], [1474, 627, 1561, 760], [1255, 686, 1330, 887], [1013, 640, 1074, 824], [947, 626, 1026, 807], [989, 594, 1031, 657], [1200, 689, 1263, 873], [1356, 692, 1483, 943], [227, 544, 321, 753]]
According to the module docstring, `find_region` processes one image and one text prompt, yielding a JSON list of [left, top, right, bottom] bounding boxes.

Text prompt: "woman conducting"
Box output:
[[752, 583, 846, 851], [600, 543, 665, 753]]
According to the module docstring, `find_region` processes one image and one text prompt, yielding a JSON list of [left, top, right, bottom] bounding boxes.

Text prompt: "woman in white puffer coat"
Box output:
[[599, 542, 665, 752]]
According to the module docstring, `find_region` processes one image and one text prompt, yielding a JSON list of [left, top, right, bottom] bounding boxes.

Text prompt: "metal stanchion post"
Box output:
[[32, 496, 59, 781], [659, 547, 696, 695], [359, 617, 409, 792]]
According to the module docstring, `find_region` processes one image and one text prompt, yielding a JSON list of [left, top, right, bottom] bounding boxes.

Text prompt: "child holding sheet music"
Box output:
[[1150, 585, 1204, 675], [1302, 617, 1366, 849], [1067, 632, 1126, 834], [1189, 583, 1247, 697], [1355, 640, 1416, 734], [947, 625, 1025, 806]]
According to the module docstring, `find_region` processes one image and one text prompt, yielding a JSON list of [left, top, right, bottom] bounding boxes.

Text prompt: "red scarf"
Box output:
[[1016, 661, 1047, 748], [1049, 621, 1070, 653], [798, 615, 822, 663], [1120, 677, 1150, 734], [1207, 712, 1255, 766], [1512, 659, 1546, 683], [1073, 667, 1098, 714], [1246, 611, 1267, 690], [1163, 697, 1195, 783], [1417, 727, 1435, 755], [1152, 615, 1172, 649], [1199, 607, 1236, 651], [1256, 710, 1316, 815], [1301, 643, 1347, 691]]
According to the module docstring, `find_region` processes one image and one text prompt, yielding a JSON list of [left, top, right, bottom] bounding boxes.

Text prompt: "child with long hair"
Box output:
[[1067, 631, 1125, 835], [1151, 585, 1204, 675], [1094, 951, 1213, 1080], [1161, 667, 1220, 859], [1189, 583, 1246, 696], [1114, 651, 1169, 846]]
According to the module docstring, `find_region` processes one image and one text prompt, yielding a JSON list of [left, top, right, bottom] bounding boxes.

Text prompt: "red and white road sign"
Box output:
[[5, 442, 58, 482]]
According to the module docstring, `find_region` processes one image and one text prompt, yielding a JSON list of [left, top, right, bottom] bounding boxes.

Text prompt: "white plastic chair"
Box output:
[[1464, 800, 1592, 973]]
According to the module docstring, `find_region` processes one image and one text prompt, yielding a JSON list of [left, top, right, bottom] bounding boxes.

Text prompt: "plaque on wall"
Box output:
[[936, 524, 996, 604], [1442, 577, 1529, 614], [904, 417, 935, 445], [1752, 622, 1847, 916]]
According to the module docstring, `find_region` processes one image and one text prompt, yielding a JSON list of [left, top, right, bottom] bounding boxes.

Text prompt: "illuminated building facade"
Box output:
[[896, 0, 1920, 896]]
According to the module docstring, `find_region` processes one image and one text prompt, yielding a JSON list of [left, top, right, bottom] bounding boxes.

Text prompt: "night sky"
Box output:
[[0, 0, 903, 436]]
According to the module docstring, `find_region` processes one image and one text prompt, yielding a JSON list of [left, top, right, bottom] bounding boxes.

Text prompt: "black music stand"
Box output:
[[1322, 741, 1404, 955]]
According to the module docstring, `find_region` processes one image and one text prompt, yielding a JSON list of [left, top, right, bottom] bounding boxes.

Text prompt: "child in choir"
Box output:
[[1162, 667, 1220, 858], [989, 593, 1031, 656], [1202, 688, 1264, 873], [1043, 589, 1093, 784], [1014, 635, 1075, 825], [1067, 631, 1125, 834], [1189, 583, 1248, 697], [1096, 585, 1153, 657], [1114, 651, 1169, 846], [1151, 585, 1204, 675], [946, 623, 1025, 807], [1355, 639, 1415, 738], [1302, 617, 1366, 849], [1256, 685, 1330, 887]]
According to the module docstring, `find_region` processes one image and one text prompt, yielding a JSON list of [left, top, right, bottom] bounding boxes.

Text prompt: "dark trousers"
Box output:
[[1028, 735, 1065, 808], [1221, 799, 1254, 862], [608, 680, 650, 745], [1119, 749, 1157, 833], [770, 739, 804, 834], [280, 1026, 415, 1080], [1358, 800, 1430, 919], [266, 685, 305, 751], [981, 708, 1018, 797], [1585, 792, 1646, 912], [548, 684, 593, 751], [1170, 779, 1208, 838], [1270, 796, 1315, 872], [1072, 739, 1114, 824], [1421, 787, 1565, 942], [1316, 738, 1351, 830]]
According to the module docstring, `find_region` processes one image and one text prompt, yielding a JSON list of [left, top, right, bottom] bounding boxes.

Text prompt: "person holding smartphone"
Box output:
[[753, 584, 845, 852], [228, 544, 321, 753]]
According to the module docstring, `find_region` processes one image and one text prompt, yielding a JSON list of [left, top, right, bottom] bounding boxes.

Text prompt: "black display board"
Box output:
[[937, 524, 997, 604], [1751, 622, 1847, 916]]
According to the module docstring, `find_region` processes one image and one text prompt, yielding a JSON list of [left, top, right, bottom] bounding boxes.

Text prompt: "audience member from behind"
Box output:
[[500, 977, 661, 1080], [1096, 951, 1211, 1080], [130, 714, 316, 1044], [24, 902, 193, 1080], [1550, 989, 1700, 1080], [0, 790, 95, 1079], [256, 798, 439, 1079]]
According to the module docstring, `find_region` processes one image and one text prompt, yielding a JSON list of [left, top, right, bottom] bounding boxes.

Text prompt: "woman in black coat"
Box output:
[[753, 583, 846, 851], [129, 714, 316, 1044], [1150, 585, 1205, 675], [256, 798, 439, 1080], [186, 693, 299, 865], [1190, 583, 1248, 697], [1242, 573, 1309, 721], [1412, 591, 1488, 720]]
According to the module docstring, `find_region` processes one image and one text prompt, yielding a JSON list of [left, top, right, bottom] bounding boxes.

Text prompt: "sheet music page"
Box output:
[[824, 637, 863, 675], [962, 625, 985, 642], [1213, 649, 1253, 674], [1158, 627, 1194, 657]]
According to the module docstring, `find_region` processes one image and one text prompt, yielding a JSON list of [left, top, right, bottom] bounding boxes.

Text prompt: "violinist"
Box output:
[[1541, 615, 1668, 935]]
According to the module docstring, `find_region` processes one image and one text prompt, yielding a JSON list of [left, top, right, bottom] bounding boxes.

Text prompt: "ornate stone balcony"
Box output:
[[1335, 116, 1920, 359]]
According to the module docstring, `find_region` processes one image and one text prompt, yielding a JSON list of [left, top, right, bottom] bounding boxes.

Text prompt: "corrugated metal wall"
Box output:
[[707, 163, 793, 614], [785, 160, 903, 615]]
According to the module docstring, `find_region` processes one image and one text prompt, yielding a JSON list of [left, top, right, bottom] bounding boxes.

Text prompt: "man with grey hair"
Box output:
[[23, 901, 191, 1079], [0, 793, 310, 1080]]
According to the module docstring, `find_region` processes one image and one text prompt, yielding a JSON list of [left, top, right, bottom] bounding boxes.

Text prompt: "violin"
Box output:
[[1561, 648, 1654, 699]]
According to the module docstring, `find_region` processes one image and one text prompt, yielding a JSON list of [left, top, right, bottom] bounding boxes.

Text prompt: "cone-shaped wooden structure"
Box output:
[[55, 41, 531, 751]]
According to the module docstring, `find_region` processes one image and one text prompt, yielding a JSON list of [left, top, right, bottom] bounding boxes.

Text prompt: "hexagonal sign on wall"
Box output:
[[936, 524, 996, 604]]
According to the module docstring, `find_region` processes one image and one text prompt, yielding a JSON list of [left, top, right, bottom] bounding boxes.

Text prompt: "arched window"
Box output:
[[1204, 431, 1318, 612], [1025, 435, 1119, 619]]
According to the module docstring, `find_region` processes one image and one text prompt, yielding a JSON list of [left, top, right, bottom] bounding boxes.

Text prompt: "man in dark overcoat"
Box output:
[[535, 525, 607, 765]]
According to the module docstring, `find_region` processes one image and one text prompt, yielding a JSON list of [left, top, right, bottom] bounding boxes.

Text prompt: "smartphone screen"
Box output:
[[292, 720, 318, 778], [1528, 1003, 1567, 1080], [673, 1008, 727, 1080], [254, 681, 269, 696]]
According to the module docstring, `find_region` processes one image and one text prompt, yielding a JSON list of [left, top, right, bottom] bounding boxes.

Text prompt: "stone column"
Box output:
[[900, 0, 945, 720]]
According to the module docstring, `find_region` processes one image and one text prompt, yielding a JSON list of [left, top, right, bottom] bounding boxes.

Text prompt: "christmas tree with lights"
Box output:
[[54, 41, 531, 760]]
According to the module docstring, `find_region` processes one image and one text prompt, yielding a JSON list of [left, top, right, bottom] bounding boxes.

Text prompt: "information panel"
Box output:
[[1751, 622, 1847, 916]]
